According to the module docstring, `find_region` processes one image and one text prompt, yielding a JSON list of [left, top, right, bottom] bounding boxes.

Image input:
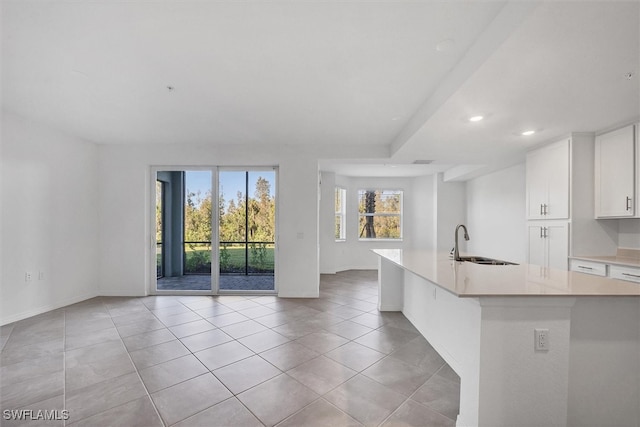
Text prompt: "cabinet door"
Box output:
[[527, 222, 569, 270], [545, 140, 570, 219], [527, 224, 546, 267], [546, 222, 569, 270], [526, 139, 570, 220], [526, 150, 547, 220], [595, 125, 635, 217]]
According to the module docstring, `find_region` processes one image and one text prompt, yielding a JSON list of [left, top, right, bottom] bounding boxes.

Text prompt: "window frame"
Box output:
[[357, 189, 403, 241], [335, 187, 346, 242]]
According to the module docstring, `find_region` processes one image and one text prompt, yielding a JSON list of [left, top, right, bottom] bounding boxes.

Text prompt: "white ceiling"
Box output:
[[2, 1, 639, 179]]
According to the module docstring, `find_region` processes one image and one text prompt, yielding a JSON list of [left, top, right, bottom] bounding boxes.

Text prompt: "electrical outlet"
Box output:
[[535, 328, 549, 351], [25, 272, 33, 282]]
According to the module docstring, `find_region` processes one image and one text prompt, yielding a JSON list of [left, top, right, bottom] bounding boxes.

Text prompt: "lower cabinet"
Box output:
[[609, 265, 640, 283], [570, 259, 640, 283], [527, 221, 569, 270], [568, 259, 607, 276]]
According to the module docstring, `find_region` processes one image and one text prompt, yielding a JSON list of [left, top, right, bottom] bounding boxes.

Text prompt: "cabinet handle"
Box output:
[[540, 204, 544, 215], [626, 197, 632, 211], [577, 265, 593, 270], [539, 227, 548, 238], [544, 227, 548, 238], [543, 204, 548, 215], [622, 272, 640, 278]]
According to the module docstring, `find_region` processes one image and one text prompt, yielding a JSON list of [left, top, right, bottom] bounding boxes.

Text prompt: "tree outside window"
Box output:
[[358, 189, 402, 239]]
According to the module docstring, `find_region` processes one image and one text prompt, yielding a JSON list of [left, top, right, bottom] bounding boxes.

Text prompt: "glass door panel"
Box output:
[[219, 169, 276, 291], [155, 170, 212, 292], [156, 180, 164, 279]]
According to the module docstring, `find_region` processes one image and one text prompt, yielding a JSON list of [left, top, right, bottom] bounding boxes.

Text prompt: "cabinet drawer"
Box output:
[[570, 259, 607, 276], [610, 265, 640, 283]]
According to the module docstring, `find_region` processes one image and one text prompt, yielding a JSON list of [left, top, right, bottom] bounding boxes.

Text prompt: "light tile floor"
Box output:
[[0, 270, 460, 427]]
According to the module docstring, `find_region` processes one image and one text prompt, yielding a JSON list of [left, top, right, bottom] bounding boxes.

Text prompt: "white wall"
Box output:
[[410, 175, 436, 250], [434, 173, 467, 252], [619, 219, 640, 249], [319, 171, 337, 274], [98, 144, 321, 298], [465, 164, 527, 263], [1, 112, 99, 325]]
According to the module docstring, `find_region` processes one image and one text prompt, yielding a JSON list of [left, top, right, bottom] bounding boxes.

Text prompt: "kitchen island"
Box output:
[[374, 249, 640, 427]]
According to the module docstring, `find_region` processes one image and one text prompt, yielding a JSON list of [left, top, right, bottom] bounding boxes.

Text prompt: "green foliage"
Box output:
[[358, 190, 402, 239], [185, 190, 212, 243], [179, 175, 276, 274], [185, 243, 211, 273], [219, 245, 275, 274], [219, 176, 275, 243], [155, 181, 163, 242], [219, 243, 231, 270], [250, 242, 269, 270]]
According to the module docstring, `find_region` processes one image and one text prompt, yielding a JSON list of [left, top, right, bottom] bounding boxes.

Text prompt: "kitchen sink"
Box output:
[[458, 256, 518, 266]]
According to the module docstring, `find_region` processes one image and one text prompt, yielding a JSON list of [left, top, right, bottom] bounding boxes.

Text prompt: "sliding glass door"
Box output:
[[152, 167, 276, 294]]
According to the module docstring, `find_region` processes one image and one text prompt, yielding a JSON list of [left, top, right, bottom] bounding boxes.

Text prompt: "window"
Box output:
[[335, 187, 346, 241], [358, 189, 402, 239]]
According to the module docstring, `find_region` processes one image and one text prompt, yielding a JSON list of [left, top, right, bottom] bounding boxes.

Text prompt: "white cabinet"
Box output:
[[609, 265, 640, 284], [526, 138, 570, 220], [594, 124, 636, 218], [570, 258, 640, 284], [569, 259, 607, 277], [527, 222, 569, 270]]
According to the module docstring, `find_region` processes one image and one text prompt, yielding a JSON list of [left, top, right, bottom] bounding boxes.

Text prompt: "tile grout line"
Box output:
[[106, 298, 168, 427], [143, 298, 267, 426], [144, 296, 359, 426], [96, 276, 447, 426]]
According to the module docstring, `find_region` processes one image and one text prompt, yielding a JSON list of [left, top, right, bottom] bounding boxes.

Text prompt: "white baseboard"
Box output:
[[98, 289, 147, 297], [378, 304, 402, 312], [1, 292, 99, 326]]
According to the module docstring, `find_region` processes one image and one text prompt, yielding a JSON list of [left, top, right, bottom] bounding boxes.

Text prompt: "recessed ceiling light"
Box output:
[[521, 130, 535, 136], [469, 115, 484, 122]]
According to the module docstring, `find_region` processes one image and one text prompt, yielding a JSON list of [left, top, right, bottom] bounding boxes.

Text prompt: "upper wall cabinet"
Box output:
[[526, 138, 570, 220], [594, 124, 636, 218]]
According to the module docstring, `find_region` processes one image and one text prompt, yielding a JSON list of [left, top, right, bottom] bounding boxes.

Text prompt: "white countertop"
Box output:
[[373, 249, 640, 297]]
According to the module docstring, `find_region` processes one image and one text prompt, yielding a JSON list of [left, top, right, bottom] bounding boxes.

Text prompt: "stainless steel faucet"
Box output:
[[454, 224, 469, 261]]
